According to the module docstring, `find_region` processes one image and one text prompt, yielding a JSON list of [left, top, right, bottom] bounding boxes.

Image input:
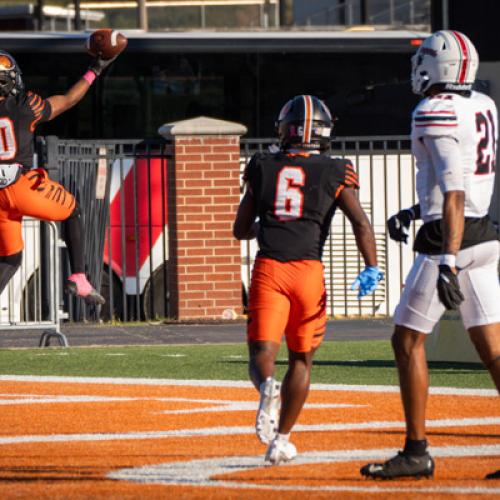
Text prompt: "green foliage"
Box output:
[[0, 341, 493, 389]]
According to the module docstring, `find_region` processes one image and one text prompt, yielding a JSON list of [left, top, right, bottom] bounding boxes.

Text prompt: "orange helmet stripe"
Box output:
[[303, 95, 312, 144]]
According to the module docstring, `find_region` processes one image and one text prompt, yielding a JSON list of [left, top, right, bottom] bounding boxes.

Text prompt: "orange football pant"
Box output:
[[247, 257, 327, 353], [0, 169, 76, 256]]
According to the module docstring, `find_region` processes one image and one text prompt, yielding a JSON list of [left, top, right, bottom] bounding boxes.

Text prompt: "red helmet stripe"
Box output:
[[303, 95, 312, 143], [451, 31, 469, 84]]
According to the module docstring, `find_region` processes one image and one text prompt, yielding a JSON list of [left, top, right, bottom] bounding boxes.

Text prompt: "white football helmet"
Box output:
[[411, 30, 479, 95]]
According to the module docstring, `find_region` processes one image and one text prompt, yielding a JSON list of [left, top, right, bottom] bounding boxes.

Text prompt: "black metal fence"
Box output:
[[37, 135, 414, 323], [40, 136, 172, 322]]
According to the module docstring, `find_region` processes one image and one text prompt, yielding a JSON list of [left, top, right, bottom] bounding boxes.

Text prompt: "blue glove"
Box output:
[[351, 266, 384, 299]]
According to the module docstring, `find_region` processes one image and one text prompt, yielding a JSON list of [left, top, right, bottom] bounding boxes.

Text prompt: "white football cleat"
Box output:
[[265, 437, 297, 465], [256, 377, 280, 444]]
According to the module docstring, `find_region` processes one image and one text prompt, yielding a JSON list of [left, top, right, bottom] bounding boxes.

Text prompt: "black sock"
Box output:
[[404, 438, 428, 456], [62, 206, 85, 274]]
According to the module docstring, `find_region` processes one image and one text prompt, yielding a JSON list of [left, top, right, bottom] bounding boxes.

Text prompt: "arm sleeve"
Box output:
[[423, 135, 464, 193], [25, 91, 52, 131]]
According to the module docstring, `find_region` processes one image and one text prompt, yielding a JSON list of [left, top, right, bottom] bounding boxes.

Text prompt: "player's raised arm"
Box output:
[[47, 29, 127, 120]]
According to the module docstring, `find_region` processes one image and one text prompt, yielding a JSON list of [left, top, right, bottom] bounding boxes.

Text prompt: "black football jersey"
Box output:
[[244, 151, 359, 262], [0, 91, 52, 168]]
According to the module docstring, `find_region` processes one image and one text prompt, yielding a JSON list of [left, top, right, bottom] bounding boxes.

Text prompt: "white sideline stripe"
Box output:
[[108, 445, 500, 494], [160, 402, 363, 415], [0, 395, 137, 405], [0, 394, 363, 412], [1, 417, 498, 445], [0, 375, 496, 396]]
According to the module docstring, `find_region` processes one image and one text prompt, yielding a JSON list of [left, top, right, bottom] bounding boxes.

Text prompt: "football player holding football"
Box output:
[[361, 30, 500, 480], [0, 50, 118, 303], [233, 95, 383, 464]]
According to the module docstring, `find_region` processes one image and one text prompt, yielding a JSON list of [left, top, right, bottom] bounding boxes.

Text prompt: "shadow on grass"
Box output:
[[223, 359, 485, 373], [359, 429, 500, 439]]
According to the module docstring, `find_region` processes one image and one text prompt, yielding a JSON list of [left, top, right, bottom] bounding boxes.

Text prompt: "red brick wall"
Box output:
[[167, 135, 242, 319]]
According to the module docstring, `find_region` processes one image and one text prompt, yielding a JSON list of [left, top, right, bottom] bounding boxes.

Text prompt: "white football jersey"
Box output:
[[411, 91, 498, 222]]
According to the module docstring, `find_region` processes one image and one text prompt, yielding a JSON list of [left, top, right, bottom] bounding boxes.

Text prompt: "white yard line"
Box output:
[[0, 417, 498, 445], [0, 375, 496, 396], [108, 445, 500, 494]]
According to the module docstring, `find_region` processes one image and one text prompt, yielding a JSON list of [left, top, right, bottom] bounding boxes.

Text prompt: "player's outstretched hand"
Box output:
[[437, 265, 464, 310], [88, 55, 119, 77], [351, 266, 384, 299], [387, 209, 413, 244]]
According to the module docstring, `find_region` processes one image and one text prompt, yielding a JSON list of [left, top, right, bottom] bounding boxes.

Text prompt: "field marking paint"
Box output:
[[1, 417, 498, 445], [108, 445, 500, 494], [0, 394, 363, 412], [159, 401, 364, 415], [0, 375, 495, 396], [0, 395, 138, 405], [0, 378, 498, 496]]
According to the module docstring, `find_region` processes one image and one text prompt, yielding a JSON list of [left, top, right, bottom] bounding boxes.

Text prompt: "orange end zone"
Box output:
[[0, 376, 498, 499]]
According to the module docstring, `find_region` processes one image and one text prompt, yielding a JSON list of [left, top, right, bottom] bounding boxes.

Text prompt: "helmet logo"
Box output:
[[420, 47, 437, 57]]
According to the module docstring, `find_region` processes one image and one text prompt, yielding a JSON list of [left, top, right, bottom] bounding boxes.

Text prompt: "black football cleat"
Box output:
[[485, 470, 500, 480], [360, 451, 435, 480]]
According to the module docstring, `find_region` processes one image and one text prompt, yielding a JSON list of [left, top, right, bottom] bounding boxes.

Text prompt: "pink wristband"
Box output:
[[83, 70, 97, 85]]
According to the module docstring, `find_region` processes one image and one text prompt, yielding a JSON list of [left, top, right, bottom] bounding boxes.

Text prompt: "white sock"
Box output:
[[260, 377, 275, 392], [276, 432, 290, 443]]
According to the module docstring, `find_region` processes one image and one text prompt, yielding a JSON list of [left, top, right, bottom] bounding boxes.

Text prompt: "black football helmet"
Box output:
[[276, 95, 333, 151], [0, 51, 24, 98]]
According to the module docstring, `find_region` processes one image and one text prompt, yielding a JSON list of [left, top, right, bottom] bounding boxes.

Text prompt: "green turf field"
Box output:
[[0, 340, 493, 389]]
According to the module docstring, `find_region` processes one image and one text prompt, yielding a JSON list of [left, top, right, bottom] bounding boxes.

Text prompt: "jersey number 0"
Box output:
[[0, 118, 16, 161], [274, 166, 305, 221]]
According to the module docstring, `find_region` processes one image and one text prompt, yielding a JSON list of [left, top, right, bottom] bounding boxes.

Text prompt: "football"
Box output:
[[86, 29, 127, 60]]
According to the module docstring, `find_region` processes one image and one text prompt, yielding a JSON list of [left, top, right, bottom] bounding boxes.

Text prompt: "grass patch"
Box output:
[[0, 341, 493, 389]]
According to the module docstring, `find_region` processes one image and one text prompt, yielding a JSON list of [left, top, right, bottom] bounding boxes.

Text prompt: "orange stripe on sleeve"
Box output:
[[29, 94, 41, 109], [33, 101, 45, 115], [334, 184, 345, 199], [345, 173, 360, 186]]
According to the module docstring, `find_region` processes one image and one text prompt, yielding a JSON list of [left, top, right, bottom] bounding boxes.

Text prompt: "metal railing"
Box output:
[[303, 0, 430, 28], [0, 220, 68, 346], [36, 135, 417, 322], [41, 137, 172, 323], [240, 136, 417, 317]]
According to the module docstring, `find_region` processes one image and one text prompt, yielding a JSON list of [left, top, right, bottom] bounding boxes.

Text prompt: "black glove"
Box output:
[[387, 209, 413, 243], [88, 55, 118, 77], [437, 264, 464, 310]]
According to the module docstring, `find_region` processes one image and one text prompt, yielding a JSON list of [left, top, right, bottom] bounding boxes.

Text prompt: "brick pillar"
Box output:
[[158, 116, 247, 320]]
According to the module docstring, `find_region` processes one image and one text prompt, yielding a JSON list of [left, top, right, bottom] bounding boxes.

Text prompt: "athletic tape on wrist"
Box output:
[[440, 254, 456, 268], [83, 70, 97, 85]]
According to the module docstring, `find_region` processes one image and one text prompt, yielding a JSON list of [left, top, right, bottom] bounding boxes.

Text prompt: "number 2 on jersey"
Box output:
[[0, 118, 16, 161], [274, 166, 305, 220], [475, 111, 496, 175]]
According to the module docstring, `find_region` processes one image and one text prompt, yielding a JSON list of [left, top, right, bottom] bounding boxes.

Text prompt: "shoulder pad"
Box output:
[[412, 95, 458, 137], [330, 157, 359, 189]]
